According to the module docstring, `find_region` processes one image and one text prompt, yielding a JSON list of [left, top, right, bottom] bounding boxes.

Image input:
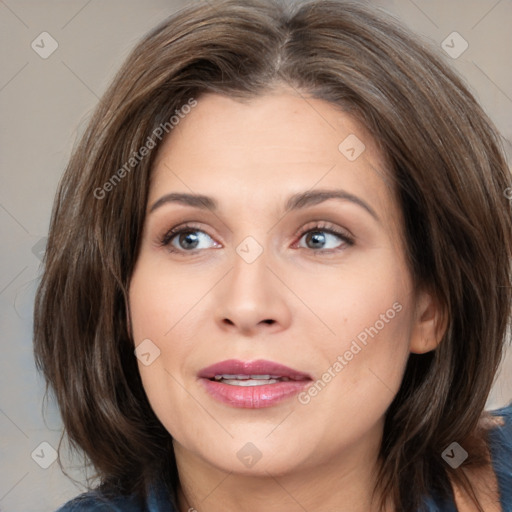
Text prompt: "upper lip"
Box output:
[[198, 359, 312, 381]]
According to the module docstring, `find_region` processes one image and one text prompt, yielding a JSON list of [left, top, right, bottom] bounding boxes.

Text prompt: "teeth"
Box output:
[[212, 374, 291, 385], [222, 378, 279, 386], [214, 374, 250, 380], [214, 374, 288, 380]]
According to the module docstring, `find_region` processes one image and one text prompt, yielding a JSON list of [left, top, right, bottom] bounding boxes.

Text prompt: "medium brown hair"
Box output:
[[33, 0, 512, 510]]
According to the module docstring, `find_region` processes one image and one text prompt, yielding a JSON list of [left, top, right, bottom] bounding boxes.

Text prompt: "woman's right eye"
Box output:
[[161, 225, 219, 253]]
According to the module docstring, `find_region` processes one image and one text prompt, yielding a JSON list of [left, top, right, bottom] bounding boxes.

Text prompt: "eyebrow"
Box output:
[[149, 189, 379, 221]]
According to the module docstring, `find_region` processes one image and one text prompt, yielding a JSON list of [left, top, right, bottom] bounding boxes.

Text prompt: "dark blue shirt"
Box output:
[[56, 403, 512, 511]]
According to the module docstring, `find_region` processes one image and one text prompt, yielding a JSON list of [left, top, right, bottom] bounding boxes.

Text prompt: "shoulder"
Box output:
[[487, 401, 512, 429], [485, 402, 512, 464], [454, 402, 512, 512], [55, 490, 141, 511], [54, 480, 178, 512], [486, 402, 512, 497], [442, 403, 512, 512]]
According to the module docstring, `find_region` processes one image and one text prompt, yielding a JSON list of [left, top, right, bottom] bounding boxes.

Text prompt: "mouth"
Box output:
[[198, 359, 312, 408]]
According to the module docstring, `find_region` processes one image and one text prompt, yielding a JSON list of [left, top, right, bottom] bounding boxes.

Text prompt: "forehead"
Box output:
[[149, 90, 397, 221]]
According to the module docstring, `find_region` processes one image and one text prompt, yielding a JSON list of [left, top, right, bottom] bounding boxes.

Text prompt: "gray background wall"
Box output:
[[1, 1, 511, 511]]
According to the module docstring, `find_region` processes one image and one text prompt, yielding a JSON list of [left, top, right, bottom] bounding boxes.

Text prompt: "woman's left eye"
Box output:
[[160, 222, 354, 254], [299, 222, 354, 253], [296, 225, 354, 251]]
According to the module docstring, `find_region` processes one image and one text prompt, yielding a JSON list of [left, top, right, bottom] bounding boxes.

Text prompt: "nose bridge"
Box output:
[[229, 232, 271, 301], [213, 230, 291, 333]]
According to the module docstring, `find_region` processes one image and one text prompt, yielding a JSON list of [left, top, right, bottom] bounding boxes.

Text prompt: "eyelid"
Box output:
[[292, 220, 354, 242], [159, 221, 217, 248]]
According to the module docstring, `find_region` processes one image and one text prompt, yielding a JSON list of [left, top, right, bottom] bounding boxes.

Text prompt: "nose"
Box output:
[[214, 243, 292, 336]]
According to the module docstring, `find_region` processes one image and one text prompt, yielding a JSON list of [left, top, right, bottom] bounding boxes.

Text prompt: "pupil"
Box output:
[[308, 231, 325, 248], [180, 231, 199, 249]]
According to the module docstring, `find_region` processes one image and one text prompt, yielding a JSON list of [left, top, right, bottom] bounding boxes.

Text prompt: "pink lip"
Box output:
[[198, 359, 312, 409]]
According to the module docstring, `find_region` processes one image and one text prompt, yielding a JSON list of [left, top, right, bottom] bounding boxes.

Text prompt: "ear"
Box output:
[[409, 287, 448, 354]]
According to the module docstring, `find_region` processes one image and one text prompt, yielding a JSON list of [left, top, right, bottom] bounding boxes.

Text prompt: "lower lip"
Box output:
[[200, 378, 311, 408]]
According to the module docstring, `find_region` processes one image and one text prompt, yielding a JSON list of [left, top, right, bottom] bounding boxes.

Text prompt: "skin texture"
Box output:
[[128, 88, 446, 512]]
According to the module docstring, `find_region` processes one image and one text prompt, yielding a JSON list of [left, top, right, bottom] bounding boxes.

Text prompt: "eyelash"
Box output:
[[159, 221, 355, 256]]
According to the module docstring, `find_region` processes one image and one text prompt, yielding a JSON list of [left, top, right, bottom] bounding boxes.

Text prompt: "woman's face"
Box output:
[[128, 89, 440, 477]]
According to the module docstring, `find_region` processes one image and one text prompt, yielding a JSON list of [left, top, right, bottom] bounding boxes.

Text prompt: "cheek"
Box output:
[[128, 257, 217, 427], [297, 258, 413, 397], [128, 257, 210, 343], [317, 301, 412, 416], [128, 264, 194, 437], [297, 258, 408, 349]]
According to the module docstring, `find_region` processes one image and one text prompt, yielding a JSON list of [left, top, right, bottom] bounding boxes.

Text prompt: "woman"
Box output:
[[33, 0, 512, 511]]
